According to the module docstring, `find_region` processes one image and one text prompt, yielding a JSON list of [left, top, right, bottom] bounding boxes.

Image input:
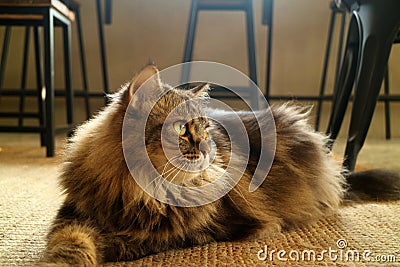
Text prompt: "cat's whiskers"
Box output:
[[158, 155, 181, 175], [120, 160, 187, 230], [111, 156, 182, 221], [154, 160, 187, 195], [168, 162, 188, 186]]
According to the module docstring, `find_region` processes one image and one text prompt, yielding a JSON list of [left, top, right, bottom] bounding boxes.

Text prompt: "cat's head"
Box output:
[[123, 65, 216, 186]]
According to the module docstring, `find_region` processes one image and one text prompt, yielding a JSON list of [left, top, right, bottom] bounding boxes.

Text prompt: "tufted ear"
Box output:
[[190, 83, 210, 98], [128, 65, 163, 107]]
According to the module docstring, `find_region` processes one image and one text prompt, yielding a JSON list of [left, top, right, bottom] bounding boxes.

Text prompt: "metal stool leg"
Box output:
[[245, 0, 259, 108], [19, 27, 30, 127], [75, 5, 90, 119], [34, 26, 45, 147], [63, 23, 74, 129], [383, 65, 391, 140], [0, 26, 11, 92], [96, 0, 110, 102], [182, 0, 199, 83], [316, 3, 337, 131], [43, 10, 55, 157], [262, 0, 273, 99], [316, 2, 347, 131]]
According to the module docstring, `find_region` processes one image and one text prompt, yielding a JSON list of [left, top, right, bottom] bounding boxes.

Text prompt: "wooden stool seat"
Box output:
[[0, 0, 75, 21]]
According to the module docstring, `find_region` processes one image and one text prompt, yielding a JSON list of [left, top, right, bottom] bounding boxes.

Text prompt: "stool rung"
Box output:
[[0, 126, 43, 132], [0, 112, 39, 118]]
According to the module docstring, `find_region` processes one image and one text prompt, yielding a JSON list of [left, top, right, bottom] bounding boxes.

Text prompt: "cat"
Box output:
[[41, 65, 400, 266]]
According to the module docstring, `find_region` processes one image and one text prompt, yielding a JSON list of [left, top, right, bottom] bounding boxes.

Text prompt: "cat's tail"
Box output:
[[345, 169, 400, 201]]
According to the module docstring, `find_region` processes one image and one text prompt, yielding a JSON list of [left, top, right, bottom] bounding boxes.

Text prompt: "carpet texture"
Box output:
[[1, 137, 399, 266]]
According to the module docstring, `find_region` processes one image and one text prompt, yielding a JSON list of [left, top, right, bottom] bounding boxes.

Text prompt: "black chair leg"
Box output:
[[75, 6, 90, 119], [19, 27, 30, 127], [34, 26, 45, 147], [383, 65, 391, 140], [96, 0, 110, 102], [245, 0, 259, 109], [326, 14, 360, 148], [342, 6, 398, 171], [0, 26, 11, 91], [43, 10, 55, 157], [181, 0, 198, 83]]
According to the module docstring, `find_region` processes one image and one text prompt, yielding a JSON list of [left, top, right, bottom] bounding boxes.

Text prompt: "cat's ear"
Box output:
[[191, 83, 210, 98], [128, 65, 162, 105]]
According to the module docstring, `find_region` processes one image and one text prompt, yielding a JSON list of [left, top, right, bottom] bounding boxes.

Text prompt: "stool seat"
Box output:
[[0, 0, 75, 21]]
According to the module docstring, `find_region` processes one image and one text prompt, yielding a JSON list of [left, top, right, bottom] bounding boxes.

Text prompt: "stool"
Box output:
[[182, 0, 260, 108], [326, 0, 400, 171], [0, 0, 75, 157], [0, 1, 91, 121]]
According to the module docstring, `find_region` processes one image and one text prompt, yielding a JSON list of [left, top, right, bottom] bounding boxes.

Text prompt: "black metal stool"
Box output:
[[327, 0, 400, 171], [182, 0, 260, 108], [0, 0, 75, 157]]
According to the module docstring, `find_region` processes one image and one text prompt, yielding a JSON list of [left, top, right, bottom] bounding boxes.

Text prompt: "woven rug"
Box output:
[[1, 144, 399, 266]]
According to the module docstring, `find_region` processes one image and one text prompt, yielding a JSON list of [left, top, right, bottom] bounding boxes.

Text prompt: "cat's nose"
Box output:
[[199, 140, 210, 156]]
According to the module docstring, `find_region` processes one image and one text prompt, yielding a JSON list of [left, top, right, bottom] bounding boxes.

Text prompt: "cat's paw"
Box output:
[[43, 224, 99, 266]]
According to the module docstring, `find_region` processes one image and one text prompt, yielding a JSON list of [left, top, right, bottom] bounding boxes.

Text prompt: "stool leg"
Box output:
[[44, 10, 55, 157], [75, 6, 90, 119], [316, 5, 337, 131], [96, 0, 110, 102], [263, 0, 273, 100], [34, 27, 45, 147], [326, 14, 360, 148], [181, 0, 199, 84], [342, 8, 398, 171], [333, 10, 347, 98], [63, 23, 74, 129], [245, 0, 259, 109], [19, 27, 31, 127], [0, 26, 11, 91], [383, 64, 390, 140]]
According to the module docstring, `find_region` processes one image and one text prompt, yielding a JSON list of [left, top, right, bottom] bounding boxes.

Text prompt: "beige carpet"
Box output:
[[0, 133, 399, 266]]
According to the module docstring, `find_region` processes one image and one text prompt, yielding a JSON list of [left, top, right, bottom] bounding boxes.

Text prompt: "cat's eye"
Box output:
[[173, 121, 187, 136]]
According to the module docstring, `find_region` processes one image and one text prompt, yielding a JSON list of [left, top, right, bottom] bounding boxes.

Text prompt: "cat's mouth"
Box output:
[[179, 153, 211, 172]]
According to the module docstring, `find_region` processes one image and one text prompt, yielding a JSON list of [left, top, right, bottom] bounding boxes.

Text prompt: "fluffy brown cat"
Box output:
[[42, 65, 399, 266]]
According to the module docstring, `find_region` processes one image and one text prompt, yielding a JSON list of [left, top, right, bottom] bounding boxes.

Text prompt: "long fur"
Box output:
[[41, 66, 397, 266]]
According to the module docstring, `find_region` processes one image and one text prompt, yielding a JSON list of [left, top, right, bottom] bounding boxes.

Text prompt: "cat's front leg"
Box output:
[[41, 222, 101, 266]]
